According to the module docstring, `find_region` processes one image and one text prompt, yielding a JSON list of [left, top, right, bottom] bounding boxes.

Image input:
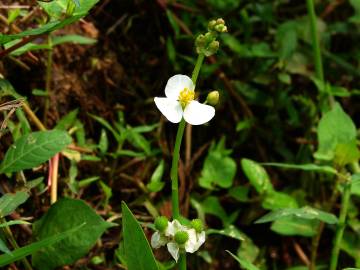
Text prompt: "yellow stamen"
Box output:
[[178, 88, 195, 108]]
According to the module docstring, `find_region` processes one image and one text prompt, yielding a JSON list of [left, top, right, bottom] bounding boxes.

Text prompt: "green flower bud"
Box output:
[[208, 20, 217, 31], [191, 219, 204, 233], [214, 24, 227, 33], [216, 18, 225, 25], [206, 91, 220, 106], [174, 231, 189, 245], [205, 40, 219, 56], [154, 216, 168, 232]]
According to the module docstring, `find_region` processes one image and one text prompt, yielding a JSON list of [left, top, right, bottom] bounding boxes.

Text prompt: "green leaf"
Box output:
[[0, 130, 72, 173], [98, 129, 109, 154], [271, 216, 318, 237], [241, 158, 274, 194], [0, 191, 29, 218], [55, 109, 79, 130], [32, 198, 113, 270], [228, 186, 250, 202], [226, 250, 260, 270], [147, 160, 165, 192], [0, 224, 85, 267], [314, 103, 357, 161], [0, 238, 10, 254], [0, 220, 31, 228], [199, 139, 237, 189], [340, 230, 360, 267], [207, 225, 245, 241], [262, 191, 298, 210], [276, 21, 298, 60], [350, 174, 360, 196], [121, 202, 158, 270], [51, 34, 96, 46], [261, 162, 337, 175], [255, 206, 338, 224], [38, 0, 98, 19]]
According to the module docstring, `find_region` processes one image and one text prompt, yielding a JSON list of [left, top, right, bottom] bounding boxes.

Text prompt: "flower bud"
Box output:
[[174, 231, 189, 245], [208, 20, 217, 31], [191, 219, 204, 233], [206, 91, 220, 106], [154, 216, 168, 232], [217, 18, 225, 24], [214, 24, 227, 33], [205, 40, 219, 56]]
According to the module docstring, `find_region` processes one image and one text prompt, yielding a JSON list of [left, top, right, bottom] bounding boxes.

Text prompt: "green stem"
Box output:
[[171, 118, 186, 220], [329, 178, 352, 270], [0, 217, 33, 270], [305, 0, 324, 82], [44, 35, 53, 123], [170, 53, 205, 270], [305, 0, 335, 108]]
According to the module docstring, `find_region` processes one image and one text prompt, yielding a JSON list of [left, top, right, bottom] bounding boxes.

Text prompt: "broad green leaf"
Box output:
[[0, 130, 72, 173], [121, 202, 158, 270], [255, 206, 338, 224], [314, 103, 357, 161], [207, 225, 245, 241], [271, 216, 318, 237], [0, 191, 29, 218], [38, 0, 99, 19], [0, 224, 85, 267], [350, 174, 360, 196], [201, 196, 228, 225], [262, 162, 337, 175], [199, 139, 237, 189], [32, 198, 113, 270], [241, 158, 274, 194], [147, 160, 165, 192], [237, 232, 260, 264], [226, 250, 260, 270], [334, 141, 360, 166], [262, 191, 298, 210]]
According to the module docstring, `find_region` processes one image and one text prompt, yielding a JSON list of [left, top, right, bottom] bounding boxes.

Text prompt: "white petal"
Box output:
[[151, 232, 163, 249], [167, 242, 180, 262], [165, 74, 194, 100], [183, 101, 215, 125], [185, 229, 198, 253], [165, 220, 186, 237], [154, 97, 183, 123], [197, 231, 206, 248]]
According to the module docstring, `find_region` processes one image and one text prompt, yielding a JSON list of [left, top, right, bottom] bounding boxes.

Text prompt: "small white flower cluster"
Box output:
[[151, 218, 206, 262]]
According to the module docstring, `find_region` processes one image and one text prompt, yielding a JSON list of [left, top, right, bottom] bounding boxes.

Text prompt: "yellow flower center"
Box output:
[[178, 88, 195, 108]]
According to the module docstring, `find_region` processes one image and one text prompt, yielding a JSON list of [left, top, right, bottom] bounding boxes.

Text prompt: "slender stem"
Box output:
[[171, 118, 186, 220], [191, 53, 204, 85], [329, 179, 352, 270], [0, 217, 33, 270], [306, 0, 324, 82], [44, 35, 53, 123], [305, 0, 335, 107], [170, 53, 205, 270]]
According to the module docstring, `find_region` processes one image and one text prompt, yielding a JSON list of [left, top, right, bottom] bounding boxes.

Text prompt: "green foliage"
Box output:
[[0, 191, 29, 218], [121, 202, 158, 270], [315, 103, 359, 163], [0, 224, 85, 267], [147, 160, 165, 192], [241, 158, 273, 194], [32, 198, 113, 270], [256, 207, 338, 225], [226, 250, 260, 270], [0, 130, 72, 173], [199, 138, 237, 189]]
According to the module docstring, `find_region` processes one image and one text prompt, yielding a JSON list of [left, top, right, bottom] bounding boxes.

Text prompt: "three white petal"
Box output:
[[154, 74, 215, 125]]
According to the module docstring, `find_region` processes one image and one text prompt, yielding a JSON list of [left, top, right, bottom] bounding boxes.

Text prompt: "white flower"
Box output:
[[151, 231, 168, 249], [154, 74, 215, 125], [165, 220, 206, 262]]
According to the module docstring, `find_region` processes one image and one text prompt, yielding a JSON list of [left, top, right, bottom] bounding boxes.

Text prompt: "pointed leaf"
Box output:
[[0, 191, 29, 218], [0, 130, 72, 173], [121, 202, 158, 270]]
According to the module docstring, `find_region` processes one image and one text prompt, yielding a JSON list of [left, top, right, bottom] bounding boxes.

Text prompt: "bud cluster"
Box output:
[[195, 18, 228, 57]]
